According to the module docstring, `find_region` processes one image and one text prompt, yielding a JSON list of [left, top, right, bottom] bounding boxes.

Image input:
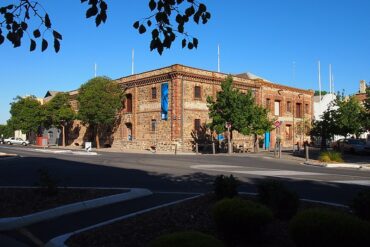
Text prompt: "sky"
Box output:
[[1, 0, 370, 124]]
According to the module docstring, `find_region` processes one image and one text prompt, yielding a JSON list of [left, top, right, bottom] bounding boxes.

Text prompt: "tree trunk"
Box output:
[[62, 125, 65, 147], [254, 134, 259, 153], [95, 125, 100, 149]]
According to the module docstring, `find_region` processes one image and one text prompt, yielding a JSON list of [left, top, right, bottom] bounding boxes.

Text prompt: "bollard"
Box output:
[[196, 143, 199, 154], [212, 142, 215, 155], [274, 143, 277, 158], [278, 143, 282, 159], [175, 143, 177, 155], [305, 144, 309, 161]]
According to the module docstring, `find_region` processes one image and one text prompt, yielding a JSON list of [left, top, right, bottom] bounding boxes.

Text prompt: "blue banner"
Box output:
[[161, 83, 168, 120]]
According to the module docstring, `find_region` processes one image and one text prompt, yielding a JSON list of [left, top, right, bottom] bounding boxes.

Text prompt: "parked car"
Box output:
[[4, 137, 30, 146], [334, 139, 367, 153]]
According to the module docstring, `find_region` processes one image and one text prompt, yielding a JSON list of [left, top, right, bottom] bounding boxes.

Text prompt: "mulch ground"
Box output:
[[0, 187, 126, 217], [67, 194, 297, 247]]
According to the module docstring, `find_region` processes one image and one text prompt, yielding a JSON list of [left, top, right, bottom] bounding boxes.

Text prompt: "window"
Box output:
[[194, 119, 201, 130], [285, 125, 292, 140], [266, 98, 271, 110], [296, 103, 302, 118], [194, 86, 201, 99], [305, 104, 309, 114], [274, 101, 280, 116], [126, 94, 132, 113], [151, 87, 157, 99], [287, 101, 292, 113], [151, 119, 156, 132]]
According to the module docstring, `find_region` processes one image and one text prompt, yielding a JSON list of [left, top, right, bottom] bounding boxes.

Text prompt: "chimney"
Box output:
[[360, 80, 366, 93]]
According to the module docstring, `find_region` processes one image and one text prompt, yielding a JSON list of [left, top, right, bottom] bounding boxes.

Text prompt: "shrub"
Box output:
[[212, 197, 273, 244], [213, 174, 240, 200], [351, 189, 370, 221], [257, 179, 299, 219], [36, 167, 58, 196], [149, 231, 224, 247], [319, 151, 343, 163], [289, 208, 370, 247]]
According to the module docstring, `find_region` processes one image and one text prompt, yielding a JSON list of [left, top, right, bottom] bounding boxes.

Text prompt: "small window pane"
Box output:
[[151, 119, 156, 132], [194, 86, 201, 99], [287, 101, 292, 112], [194, 119, 201, 130], [274, 101, 280, 116], [151, 87, 157, 99]]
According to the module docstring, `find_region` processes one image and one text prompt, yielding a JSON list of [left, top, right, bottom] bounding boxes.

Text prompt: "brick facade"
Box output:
[[65, 64, 313, 151]]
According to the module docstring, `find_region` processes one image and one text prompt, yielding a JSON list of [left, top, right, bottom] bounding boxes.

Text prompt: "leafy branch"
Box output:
[[133, 0, 211, 55], [0, 0, 62, 52]]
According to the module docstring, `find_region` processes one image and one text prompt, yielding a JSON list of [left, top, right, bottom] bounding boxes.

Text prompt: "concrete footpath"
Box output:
[[0, 192, 199, 247]]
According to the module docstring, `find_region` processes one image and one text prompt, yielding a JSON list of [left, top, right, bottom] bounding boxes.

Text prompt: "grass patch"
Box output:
[[319, 151, 343, 163]]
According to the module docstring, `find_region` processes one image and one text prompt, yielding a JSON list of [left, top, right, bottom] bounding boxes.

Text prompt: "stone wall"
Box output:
[[67, 64, 314, 152]]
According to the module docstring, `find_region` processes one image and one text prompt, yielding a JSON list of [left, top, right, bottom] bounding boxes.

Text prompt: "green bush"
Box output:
[[257, 179, 299, 219], [289, 208, 370, 247], [213, 174, 240, 200], [212, 197, 273, 244], [36, 167, 58, 196], [149, 231, 224, 247], [319, 151, 343, 163], [351, 189, 370, 221]]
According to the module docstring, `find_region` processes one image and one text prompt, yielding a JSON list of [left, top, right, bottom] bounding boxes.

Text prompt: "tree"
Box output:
[[0, 124, 13, 138], [335, 96, 366, 138], [310, 107, 338, 150], [314, 90, 328, 96], [77, 76, 123, 149], [8, 96, 45, 138], [250, 105, 273, 152], [44, 92, 75, 147], [207, 76, 272, 153], [365, 86, 370, 130], [0, 1, 210, 55]]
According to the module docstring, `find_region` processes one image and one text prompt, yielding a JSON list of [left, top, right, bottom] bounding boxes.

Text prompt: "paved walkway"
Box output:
[[0, 192, 198, 247]]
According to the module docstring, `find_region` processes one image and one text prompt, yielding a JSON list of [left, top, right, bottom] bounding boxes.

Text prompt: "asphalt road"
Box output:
[[1, 145, 370, 205]]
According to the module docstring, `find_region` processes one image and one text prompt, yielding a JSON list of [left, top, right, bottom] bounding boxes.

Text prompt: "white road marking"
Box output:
[[190, 164, 370, 186], [233, 170, 323, 176]]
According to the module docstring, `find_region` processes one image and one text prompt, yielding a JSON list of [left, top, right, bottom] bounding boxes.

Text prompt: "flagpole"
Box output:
[[217, 44, 220, 73], [318, 61, 322, 117], [329, 64, 332, 94], [132, 48, 135, 75]]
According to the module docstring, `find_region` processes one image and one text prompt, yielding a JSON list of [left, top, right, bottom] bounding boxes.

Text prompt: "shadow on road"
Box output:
[[0, 156, 368, 205]]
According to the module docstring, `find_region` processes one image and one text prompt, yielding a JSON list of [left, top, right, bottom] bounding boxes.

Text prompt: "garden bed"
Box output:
[[0, 187, 127, 218], [68, 194, 325, 247]]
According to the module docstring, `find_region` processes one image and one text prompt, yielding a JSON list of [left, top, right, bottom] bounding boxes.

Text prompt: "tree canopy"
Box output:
[[207, 76, 272, 136], [44, 93, 75, 127], [0, 124, 13, 138], [0, 0, 210, 55], [8, 96, 45, 135], [311, 95, 367, 142], [44, 92, 75, 146], [77, 76, 123, 148]]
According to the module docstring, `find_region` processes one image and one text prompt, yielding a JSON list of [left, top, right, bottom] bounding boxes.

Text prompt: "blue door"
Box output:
[[264, 132, 270, 150]]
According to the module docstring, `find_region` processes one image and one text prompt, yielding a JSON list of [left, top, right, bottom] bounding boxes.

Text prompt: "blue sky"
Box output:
[[1, 0, 369, 124]]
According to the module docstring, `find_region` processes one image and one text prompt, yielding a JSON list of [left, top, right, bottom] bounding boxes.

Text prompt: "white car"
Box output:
[[4, 137, 30, 146]]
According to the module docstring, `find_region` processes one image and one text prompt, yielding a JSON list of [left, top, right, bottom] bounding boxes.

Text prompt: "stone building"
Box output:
[[66, 64, 312, 152]]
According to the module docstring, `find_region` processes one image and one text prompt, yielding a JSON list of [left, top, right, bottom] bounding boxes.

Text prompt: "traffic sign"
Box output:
[[274, 121, 282, 127]]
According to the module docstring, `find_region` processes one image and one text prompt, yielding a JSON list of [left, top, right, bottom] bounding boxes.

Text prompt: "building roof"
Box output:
[[235, 72, 271, 82]]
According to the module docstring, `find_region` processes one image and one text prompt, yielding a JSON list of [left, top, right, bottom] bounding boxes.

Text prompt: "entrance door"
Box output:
[[264, 132, 270, 150], [126, 123, 132, 141]]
